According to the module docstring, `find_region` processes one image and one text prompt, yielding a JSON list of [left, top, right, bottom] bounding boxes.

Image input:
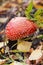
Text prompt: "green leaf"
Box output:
[[34, 9, 43, 20], [0, 54, 6, 59], [37, 35, 43, 40], [25, 0, 33, 19], [16, 53, 23, 60], [34, 9, 41, 17], [34, 9, 43, 27], [25, 0, 43, 28]]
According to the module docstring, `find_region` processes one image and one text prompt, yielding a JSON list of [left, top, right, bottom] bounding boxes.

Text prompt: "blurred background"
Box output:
[[0, 1, 43, 65]]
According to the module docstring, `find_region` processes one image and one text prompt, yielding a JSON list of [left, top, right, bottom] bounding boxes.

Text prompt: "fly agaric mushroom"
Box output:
[[5, 17, 37, 40]]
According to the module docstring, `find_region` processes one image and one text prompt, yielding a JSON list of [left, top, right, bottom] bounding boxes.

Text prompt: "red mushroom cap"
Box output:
[[5, 17, 37, 40]]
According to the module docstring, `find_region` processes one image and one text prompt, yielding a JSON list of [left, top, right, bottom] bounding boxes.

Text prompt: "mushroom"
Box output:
[[5, 17, 37, 41]]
